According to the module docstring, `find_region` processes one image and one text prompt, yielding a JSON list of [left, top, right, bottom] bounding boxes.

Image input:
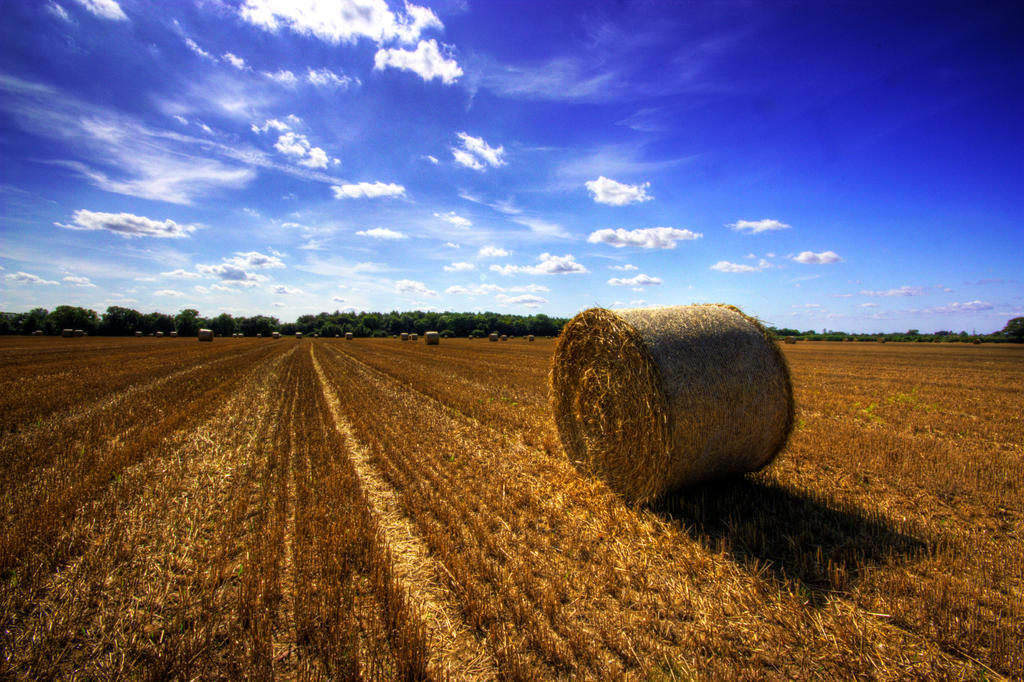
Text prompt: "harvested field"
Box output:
[[1, 336, 1021, 679]]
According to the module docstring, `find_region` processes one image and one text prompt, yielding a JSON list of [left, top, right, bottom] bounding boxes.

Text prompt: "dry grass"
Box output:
[[1, 336, 1021, 679]]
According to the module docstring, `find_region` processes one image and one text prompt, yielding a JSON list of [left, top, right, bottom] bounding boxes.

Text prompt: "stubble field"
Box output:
[[1, 336, 1021, 680]]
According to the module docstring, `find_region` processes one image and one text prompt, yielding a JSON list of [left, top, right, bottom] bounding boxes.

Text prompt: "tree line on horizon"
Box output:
[[1, 305, 1021, 343], [0, 305, 569, 339]]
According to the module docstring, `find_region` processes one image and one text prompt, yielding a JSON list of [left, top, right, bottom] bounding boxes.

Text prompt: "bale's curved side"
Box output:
[[550, 304, 794, 503]]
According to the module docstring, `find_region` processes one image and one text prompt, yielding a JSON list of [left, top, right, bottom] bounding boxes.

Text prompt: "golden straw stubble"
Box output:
[[550, 305, 794, 503]]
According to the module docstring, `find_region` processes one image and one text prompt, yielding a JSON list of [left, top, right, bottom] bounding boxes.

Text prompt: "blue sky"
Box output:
[[1, 0, 1021, 333]]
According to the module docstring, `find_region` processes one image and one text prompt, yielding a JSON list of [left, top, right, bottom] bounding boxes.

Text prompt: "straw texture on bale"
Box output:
[[550, 305, 794, 504], [197, 328, 213, 342], [400, 332, 409, 341], [489, 332, 499, 342], [425, 331, 440, 345]]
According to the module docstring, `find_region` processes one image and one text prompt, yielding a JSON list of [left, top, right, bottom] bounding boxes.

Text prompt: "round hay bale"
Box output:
[[135, 331, 143, 337], [410, 333, 418, 341], [550, 305, 794, 504], [425, 330, 440, 345], [528, 334, 535, 342], [345, 332, 354, 340], [62, 328, 74, 337], [272, 331, 281, 339], [197, 328, 214, 342], [169, 331, 178, 337], [784, 336, 796, 344], [400, 332, 409, 341], [500, 334, 508, 341], [489, 332, 499, 342], [296, 332, 303, 339]]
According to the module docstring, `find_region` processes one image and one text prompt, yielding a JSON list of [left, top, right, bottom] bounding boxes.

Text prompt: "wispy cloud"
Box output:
[[793, 250, 843, 264], [375, 40, 462, 84], [860, 285, 926, 297], [356, 227, 407, 240], [452, 132, 505, 171], [5, 271, 59, 285], [729, 219, 791, 234], [584, 176, 652, 205], [608, 273, 662, 287], [588, 226, 701, 249], [332, 182, 405, 199], [55, 209, 200, 238], [71, 0, 127, 21], [490, 253, 587, 276]]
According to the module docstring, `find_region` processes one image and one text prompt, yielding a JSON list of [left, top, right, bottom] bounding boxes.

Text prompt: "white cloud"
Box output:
[[710, 260, 759, 273], [332, 295, 347, 303], [229, 251, 286, 269], [251, 117, 295, 134], [223, 52, 247, 70], [5, 271, 59, 285], [444, 242, 459, 249], [62, 275, 96, 288], [356, 227, 406, 240], [491, 252, 587, 276], [306, 67, 357, 89], [509, 283, 549, 293], [933, 300, 993, 312], [496, 294, 547, 308], [239, 0, 443, 46], [793, 250, 843, 264], [71, 0, 127, 21], [434, 211, 471, 228], [55, 209, 199, 238], [273, 132, 333, 169], [298, 239, 325, 251], [608, 273, 662, 287], [47, 3, 72, 21], [443, 262, 475, 272], [609, 263, 638, 271], [858, 303, 880, 308], [195, 251, 283, 284], [161, 268, 202, 279], [155, 289, 183, 296], [374, 39, 462, 84], [860, 286, 926, 297], [272, 284, 303, 295], [512, 216, 569, 238], [584, 176, 651, 206], [395, 279, 437, 297], [478, 246, 508, 258], [452, 132, 505, 170], [425, 155, 439, 164], [332, 181, 405, 199], [184, 38, 215, 60], [587, 226, 702, 249], [729, 219, 791, 234], [263, 69, 298, 85]]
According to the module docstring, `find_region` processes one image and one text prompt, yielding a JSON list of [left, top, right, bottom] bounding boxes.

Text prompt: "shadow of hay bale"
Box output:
[[651, 476, 926, 598]]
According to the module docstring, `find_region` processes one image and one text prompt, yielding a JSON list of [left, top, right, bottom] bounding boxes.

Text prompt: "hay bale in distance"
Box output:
[[272, 331, 281, 339], [500, 334, 508, 341], [410, 333, 418, 341], [296, 332, 303, 339], [62, 329, 74, 338], [784, 336, 796, 344], [155, 331, 164, 338], [550, 305, 794, 504], [197, 328, 214, 342], [528, 334, 535, 342], [425, 331, 440, 345], [400, 332, 409, 341], [135, 331, 143, 337], [169, 331, 178, 338], [489, 332, 499, 342], [345, 332, 354, 340]]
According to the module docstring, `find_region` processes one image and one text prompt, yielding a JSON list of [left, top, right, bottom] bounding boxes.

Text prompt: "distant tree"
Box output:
[[100, 306, 143, 335], [240, 315, 279, 337], [0, 314, 15, 335], [1000, 317, 1024, 342], [143, 312, 175, 334], [47, 305, 99, 334], [174, 308, 202, 337], [209, 312, 236, 337], [18, 308, 50, 334]]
